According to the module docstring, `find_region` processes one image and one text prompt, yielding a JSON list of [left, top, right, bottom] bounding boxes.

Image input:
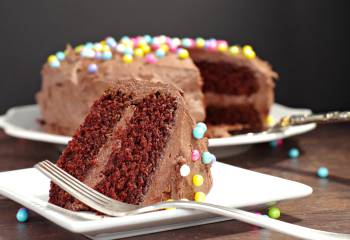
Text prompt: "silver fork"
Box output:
[[35, 160, 350, 240]]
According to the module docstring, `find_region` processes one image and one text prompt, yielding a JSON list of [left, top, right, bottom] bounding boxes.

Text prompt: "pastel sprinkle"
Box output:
[[243, 45, 256, 59], [81, 48, 95, 58], [102, 51, 113, 60], [141, 44, 151, 54], [195, 38, 206, 48], [288, 148, 300, 159], [155, 48, 166, 58], [93, 43, 103, 52], [217, 41, 228, 52], [177, 48, 189, 59], [116, 44, 126, 53], [182, 38, 193, 48], [266, 115, 275, 126], [56, 51, 65, 61], [194, 192, 206, 202], [180, 164, 190, 177], [49, 59, 60, 68], [145, 54, 157, 64], [47, 55, 58, 63], [124, 47, 134, 55], [106, 37, 117, 48], [268, 207, 281, 219], [122, 54, 133, 63], [192, 150, 200, 161], [160, 44, 169, 53], [196, 122, 207, 132], [202, 152, 214, 164], [143, 35, 152, 43], [229, 45, 240, 56], [134, 48, 144, 57], [87, 63, 98, 73], [74, 44, 84, 53], [16, 208, 28, 222], [317, 167, 329, 178], [193, 174, 204, 187], [192, 127, 205, 139]]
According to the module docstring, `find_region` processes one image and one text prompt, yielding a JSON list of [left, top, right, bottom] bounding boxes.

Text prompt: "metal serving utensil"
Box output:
[[35, 160, 350, 240]]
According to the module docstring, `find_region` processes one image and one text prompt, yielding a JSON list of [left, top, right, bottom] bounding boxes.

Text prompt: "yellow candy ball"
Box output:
[[243, 45, 256, 59], [100, 40, 106, 46], [218, 43, 228, 52], [196, 38, 205, 48], [94, 43, 103, 52], [178, 49, 189, 59], [141, 44, 151, 54], [122, 54, 133, 63], [265, 115, 275, 127], [229, 45, 240, 56], [193, 175, 204, 187], [102, 45, 111, 52], [194, 192, 206, 202], [74, 45, 84, 53], [134, 48, 144, 57], [160, 44, 169, 53], [47, 55, 58, 63]]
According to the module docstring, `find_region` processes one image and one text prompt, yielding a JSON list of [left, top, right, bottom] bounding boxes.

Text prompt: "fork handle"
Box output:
[[139, 201, 350, 240], [279, 111, 350, 127]]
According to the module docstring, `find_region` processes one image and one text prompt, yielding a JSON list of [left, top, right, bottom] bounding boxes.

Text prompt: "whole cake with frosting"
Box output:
[[37, 35, 277, 137], [49, 80, 214, 210]]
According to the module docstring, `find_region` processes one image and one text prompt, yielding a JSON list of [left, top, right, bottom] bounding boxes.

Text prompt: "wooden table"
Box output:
[[0, 123, 349, 240]]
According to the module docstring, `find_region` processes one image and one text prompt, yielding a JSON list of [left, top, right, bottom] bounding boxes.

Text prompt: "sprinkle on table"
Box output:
[[16, 208, 28, 223], [268, 207, 281, 219], [288, 147, 300, 159], [317, 167, 329, 178]]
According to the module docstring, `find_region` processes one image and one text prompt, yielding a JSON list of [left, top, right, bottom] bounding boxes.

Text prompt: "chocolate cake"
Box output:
[[37, 35, 277, 137], [188, 43, 278, 135], [49, 80, 213, 210]]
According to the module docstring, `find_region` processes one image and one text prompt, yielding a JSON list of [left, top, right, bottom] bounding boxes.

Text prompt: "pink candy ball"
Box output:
[[151, 43, 160, 50], [192, 150, 200, 161], [145, 54, 157, 64]]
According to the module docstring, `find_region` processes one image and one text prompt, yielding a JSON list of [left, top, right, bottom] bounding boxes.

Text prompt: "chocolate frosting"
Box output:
[[37, 46, 205, 136]]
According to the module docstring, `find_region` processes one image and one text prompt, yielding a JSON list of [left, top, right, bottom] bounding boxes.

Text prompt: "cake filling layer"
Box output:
[[193, 60, 258, 95], [94, 92, 178, 204], [206, 104, 263, 131]]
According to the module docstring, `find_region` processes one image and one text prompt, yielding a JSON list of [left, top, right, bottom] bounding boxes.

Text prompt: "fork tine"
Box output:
[[42, 160, 110, 203], [35, 162, 111, 215], [39, 161, 108, 205]]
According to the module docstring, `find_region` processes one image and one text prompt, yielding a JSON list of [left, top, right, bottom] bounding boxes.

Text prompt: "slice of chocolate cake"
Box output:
[[49, 80, 213, 211]]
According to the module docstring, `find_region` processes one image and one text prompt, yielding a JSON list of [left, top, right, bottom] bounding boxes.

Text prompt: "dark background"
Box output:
[[0, 0, 349, 114]]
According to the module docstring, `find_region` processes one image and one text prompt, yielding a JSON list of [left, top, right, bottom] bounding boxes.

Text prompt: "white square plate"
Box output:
[[0, 162, 312, 239]]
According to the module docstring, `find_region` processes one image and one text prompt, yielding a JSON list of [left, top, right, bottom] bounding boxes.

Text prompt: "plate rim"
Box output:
[[0, 104, 316, 147]]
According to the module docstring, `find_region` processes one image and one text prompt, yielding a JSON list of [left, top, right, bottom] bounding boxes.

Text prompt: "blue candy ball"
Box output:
[[182, 38, 192, 48], [84, 42, 94, 49], [102, 51, 112, 60], [124, 47, 134, 55], [16, 208, 28, 223], [269, 140, 278, 148], [317, 167, 329, 178], [196, 122, 207, 132], [56, 51, 65, 61], [193, 127, 205, 139], [87, 63, 98, 73], [49, 59, 60, 68], [143, 35, 152, 43], [155, 49, 166, 58], [288, 148, 300, 159], [106, 37, 117, 48], [202, 152, 214, 164]]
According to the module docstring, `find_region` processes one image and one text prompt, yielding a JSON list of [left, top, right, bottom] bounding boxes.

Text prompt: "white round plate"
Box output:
[[0, 104, 316, 157]]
